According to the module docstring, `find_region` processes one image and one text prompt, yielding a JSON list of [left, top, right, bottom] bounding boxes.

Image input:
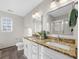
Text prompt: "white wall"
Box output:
[[24, 12, 33, 36], [0, 11, 24, 45], [24, 0, 51, 36], [24, 0, 78, 40]]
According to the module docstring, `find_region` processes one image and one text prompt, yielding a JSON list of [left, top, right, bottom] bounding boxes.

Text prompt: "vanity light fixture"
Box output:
[[32, 12, 41, 18], [50, 0, 68, 9], [32, 11, 42, 21], [35, 12, 41, 18], [50, 1, 57, 8], [59, 0, 68, 4], [32, 14, 36, 18]]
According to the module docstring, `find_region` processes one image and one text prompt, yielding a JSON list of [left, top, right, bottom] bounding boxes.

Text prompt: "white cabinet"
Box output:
[[39, 45, 44, 59], [43, 53, 53, 59], [23, 39, 32, 59], [31, 42, 39, 59], [23, 39, 39, 59], [43, 47, 74, 59], [23, 39, 28, 58], [23, 43, 28, 57], [23, 39, 74, 59]]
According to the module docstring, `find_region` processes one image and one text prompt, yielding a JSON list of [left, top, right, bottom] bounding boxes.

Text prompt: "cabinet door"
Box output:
[[23, 39, 28, 57], [43, 53, 53, 59], [31, 42, 39, 59], [28, 43, 32, 59], [24, 43, 28, 58], [31, 53, 38, 59], [39, 45, 44, 59], [23, 39, 32, 59], [43, 47, 74, 59]]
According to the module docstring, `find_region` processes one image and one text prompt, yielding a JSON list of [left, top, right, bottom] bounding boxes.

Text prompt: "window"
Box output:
[[1, 17, 13, 32]]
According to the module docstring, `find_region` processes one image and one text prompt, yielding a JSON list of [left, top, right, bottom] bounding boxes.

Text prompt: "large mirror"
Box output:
[[45, 3, 74, 35]]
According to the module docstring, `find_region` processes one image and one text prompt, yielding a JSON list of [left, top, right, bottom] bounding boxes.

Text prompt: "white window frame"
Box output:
[[1, 17, 13, 32]]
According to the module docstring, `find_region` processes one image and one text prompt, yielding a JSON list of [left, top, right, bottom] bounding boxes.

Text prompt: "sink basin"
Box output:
[[46, 42, 70, 50]]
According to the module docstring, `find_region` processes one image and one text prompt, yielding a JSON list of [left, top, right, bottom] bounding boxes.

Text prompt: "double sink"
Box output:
[[46, 42, 70, 50], [28, 37, 71, 51], [25, 37, 76, 58]]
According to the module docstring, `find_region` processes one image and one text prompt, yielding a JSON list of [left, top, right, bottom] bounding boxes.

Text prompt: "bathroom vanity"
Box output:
[[23, 1, 77, 59], [23, 37, 76, 59]]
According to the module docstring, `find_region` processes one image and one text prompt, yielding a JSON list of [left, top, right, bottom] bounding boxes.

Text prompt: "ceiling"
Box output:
[[0, 0, 43, 17], [48, 2, 73, 17]]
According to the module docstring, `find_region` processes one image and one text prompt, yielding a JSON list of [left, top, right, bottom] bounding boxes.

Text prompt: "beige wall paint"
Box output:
[[0, 11, 24, 45]]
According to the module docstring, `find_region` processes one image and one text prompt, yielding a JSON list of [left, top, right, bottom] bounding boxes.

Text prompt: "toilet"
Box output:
[[16, 38, 24, 51]]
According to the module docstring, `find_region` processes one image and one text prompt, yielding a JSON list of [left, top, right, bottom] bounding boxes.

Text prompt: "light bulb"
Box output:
[[60, 0, 68, 3], [50, 1, 57, 8]]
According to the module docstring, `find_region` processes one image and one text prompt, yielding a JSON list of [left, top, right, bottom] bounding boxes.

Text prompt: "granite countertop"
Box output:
[[24, 37, 76, 58]]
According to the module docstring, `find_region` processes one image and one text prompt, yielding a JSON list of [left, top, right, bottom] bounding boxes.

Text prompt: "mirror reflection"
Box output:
[[46, 3, 74, 35]]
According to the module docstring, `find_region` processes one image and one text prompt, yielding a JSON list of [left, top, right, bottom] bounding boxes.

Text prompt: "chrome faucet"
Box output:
[[57, 34, 62, 42]]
